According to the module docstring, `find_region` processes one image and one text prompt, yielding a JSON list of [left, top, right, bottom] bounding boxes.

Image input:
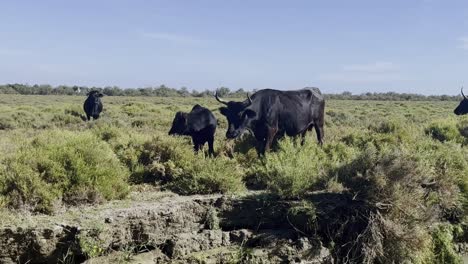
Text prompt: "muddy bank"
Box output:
[[0, 191, 333, 263]]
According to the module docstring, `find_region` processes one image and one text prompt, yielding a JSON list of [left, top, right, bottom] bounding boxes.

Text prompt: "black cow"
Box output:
[[215, 88, 325, 155], [83, 91, 103, 121], [169, 104, 217, 156], [454, 87, 468, 115]]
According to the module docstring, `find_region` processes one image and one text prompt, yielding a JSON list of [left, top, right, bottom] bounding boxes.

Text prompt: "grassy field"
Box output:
[[0, 94, 467, 263]]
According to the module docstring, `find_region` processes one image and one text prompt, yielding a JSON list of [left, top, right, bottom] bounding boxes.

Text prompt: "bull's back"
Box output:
[[187, 106, 217, 133], [253, 88, 324, 134], [252, 88, 323, 104]]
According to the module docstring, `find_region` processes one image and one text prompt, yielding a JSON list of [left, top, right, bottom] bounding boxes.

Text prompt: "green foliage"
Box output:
[[0, 116, 15, 130], [0, 83, 462, 100], [426, 120, 460, 142], [457, 118, 468, 138], [287, 201, 317, 235], [0, 94, 467, 263], [205, 207, 220, 230], [79, 234, 106, 259], [325, 146, 434, 262], [253, 138, 328, 198], [140, 134, 245, 195], [0, 130, 129, 213], [432, 224, 462, 264]]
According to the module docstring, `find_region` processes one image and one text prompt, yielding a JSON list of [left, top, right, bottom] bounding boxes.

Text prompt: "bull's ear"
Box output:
[[243, 109, 256, 118], [219, 107, 229, 116], [98, 93, 104, 97]]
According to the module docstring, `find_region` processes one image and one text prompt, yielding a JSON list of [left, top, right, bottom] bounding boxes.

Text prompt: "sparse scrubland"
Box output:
[[0, 94, 467, 263]]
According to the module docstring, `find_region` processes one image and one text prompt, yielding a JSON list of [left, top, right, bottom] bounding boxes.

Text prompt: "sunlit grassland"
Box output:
[[0, 94, 467, 262]]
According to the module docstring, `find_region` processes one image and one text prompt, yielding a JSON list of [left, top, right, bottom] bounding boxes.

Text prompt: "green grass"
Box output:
[[0, 94, 467, 262]]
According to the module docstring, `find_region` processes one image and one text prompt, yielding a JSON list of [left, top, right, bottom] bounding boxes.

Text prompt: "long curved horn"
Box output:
[[246, 93, 252, 105], [214, 90, 228, 105], [462, 86, 467, 99]]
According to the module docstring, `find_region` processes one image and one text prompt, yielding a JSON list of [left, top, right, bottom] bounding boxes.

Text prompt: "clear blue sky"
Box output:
[[0, 0, 467, 95]]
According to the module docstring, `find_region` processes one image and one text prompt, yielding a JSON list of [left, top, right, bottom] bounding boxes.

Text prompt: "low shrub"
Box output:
[[0, 116, 15, 130], [412, 140, 468, 217], [316, 139, 468, 263], [319, 146, 433, 262], [0, 130, 129, 213], [51, 113, 83, 126], [287, 201, 317, 235], [432, 224, 462, 264], [139, 134, 245, 194], [457, 118, 468, 139], [253, 138, 328, 199], [368, 119, 402, 134], [426, 119, 462, 143]]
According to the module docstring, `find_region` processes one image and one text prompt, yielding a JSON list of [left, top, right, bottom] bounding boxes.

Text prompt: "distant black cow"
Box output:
[[169, 104, 217, 156], [454, 87, 468, 115], [215, 88, 325, 155], [83, 91, 104, 121]]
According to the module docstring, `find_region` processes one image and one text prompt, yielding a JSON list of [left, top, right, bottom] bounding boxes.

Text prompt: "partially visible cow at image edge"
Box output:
[[454, 87, 468, 115]]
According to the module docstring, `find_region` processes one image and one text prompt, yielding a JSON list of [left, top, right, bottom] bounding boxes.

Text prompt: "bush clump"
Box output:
[[326, 146, 434, 263], [139, 134, 245, 195], [432, 224, 462, 264], [425, 120, 462, 143], [457, 118, 468, 139], [253, 138, 328, 199], [316, 138, 468, 263], [0, 130, 129, 213]]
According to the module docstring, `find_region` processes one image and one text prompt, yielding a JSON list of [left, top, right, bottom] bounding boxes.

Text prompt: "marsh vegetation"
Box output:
[[0, 94, 467, 263]]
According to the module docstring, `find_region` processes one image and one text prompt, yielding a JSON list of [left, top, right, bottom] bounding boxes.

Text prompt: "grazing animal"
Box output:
[[83, 91, 104, 121], [169, 104, 217, 156], [215, 88, 325, 155], [454, 87, 468, 115]]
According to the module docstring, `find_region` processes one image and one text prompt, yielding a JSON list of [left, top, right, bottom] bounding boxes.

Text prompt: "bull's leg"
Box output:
[[264, 127, 278, 153], [192, 137, 201, 153], [314, 124, 324, 146], [86, 114, 91, 121], [256, 140, 266, 157], [194, 144, 201, 153], [207, 136, 215, 157]]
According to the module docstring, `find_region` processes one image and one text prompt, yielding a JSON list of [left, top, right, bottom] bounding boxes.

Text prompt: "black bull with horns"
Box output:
[[454, 87, 468, 115], [215, 88, 325, 155]]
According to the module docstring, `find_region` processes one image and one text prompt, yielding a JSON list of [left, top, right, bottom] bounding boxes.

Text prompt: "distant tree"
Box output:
[[138, 87, 153, 96], [37, 84, 52, 95], [0, 83, 461, 101], [103, 86, 123, 96], [193, 89, 213, 97], [217, 87, 230, 97], [178, 86, 190, 97]]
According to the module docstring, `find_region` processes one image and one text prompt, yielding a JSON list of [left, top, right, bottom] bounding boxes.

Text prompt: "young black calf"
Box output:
[[169, 104, 217, 156]]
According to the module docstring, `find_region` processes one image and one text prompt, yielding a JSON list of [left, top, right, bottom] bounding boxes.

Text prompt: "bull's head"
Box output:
[[215, 91, 256, 139], [168, 112, 189, 135], [87, 90, 104, 98], [454, 87, 468, 115]]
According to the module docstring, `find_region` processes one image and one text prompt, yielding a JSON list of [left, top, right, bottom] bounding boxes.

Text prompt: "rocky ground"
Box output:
[[0, 188, 333, 264]]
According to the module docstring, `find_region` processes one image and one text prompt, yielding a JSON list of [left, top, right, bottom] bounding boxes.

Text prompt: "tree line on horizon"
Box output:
[[0, 83, 461, 101]]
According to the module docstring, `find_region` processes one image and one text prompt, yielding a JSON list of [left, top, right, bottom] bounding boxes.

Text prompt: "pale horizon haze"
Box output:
[[0, 0, 467, 95]]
